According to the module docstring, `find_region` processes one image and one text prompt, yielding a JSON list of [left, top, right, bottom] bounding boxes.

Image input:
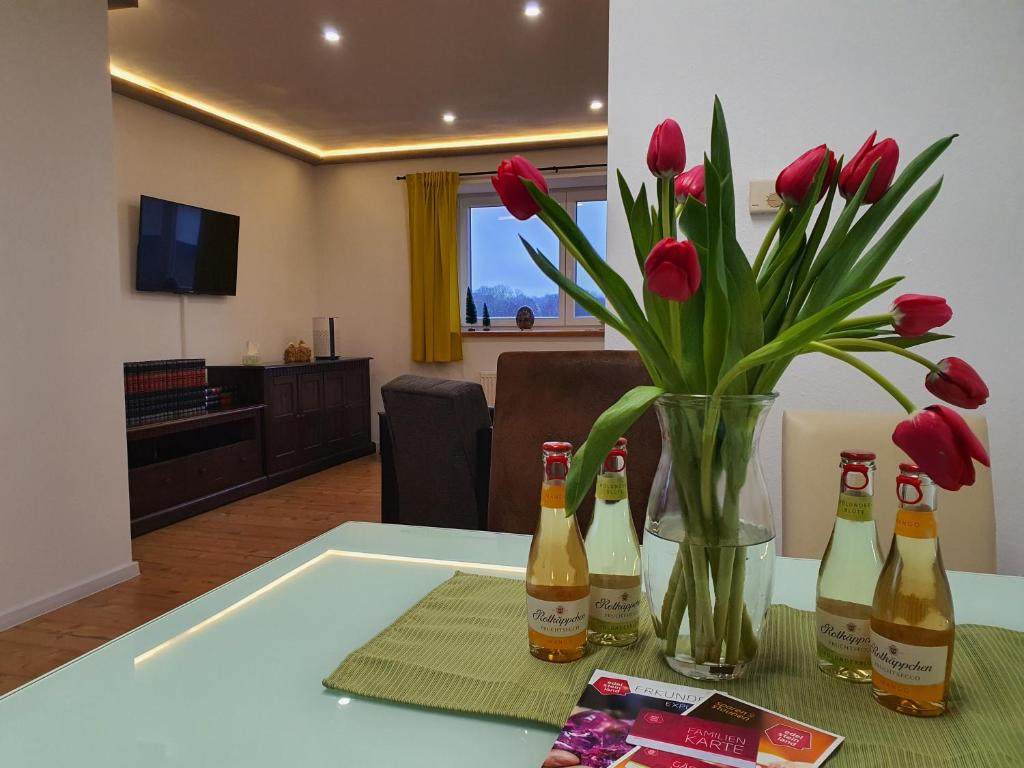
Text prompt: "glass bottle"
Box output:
[[815, 450, 883, 682], [526, 441, 590, 662], [584, 437, 642, 647], [871, 464, 955, 717]]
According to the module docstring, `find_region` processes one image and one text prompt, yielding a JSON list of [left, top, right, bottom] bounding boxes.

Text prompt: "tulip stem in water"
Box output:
[[751, 204, 789, 278], [808, 342, 916, 413]]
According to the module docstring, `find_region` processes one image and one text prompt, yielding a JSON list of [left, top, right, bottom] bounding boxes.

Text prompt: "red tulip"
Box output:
[[839, 131, 899, 203], [674, 165, 705, 203], [890, 294, 952, 336], [926, 357, 989, 409], [644, 238, 701, 302], [647, 119, 686, 178], [491, 156, 548, 220], [892, 404, 990, 491], [775, 144, 836, 206]]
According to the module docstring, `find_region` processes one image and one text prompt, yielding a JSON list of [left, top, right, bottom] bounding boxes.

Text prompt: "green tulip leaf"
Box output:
[[701, 156, 734, 390], [853, 332, 953, 349], [522, 180, 684, 390], [565, 385, 665, 514], [678, 196, 708, 248], [758, 152, 831, 314], [710, 96, 737, 236], [835, 178, 943, 298], [519, 237, 629, 337], [630, 184, 654, 271], [729, 276, 904, 394], [801, 135, 956, 318]]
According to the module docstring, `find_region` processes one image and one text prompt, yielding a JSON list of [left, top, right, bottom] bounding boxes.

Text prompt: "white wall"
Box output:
[[314, 145, 607, 438], [112, 95, 319, 365], [0, 0, 137, 627], [607, 1, 1024, 572]]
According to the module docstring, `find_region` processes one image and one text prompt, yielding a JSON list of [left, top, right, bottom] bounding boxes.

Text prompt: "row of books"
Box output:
[[123, 359, 208, 427], [124, 359, 207, 395], [205, 385, 235, 412]]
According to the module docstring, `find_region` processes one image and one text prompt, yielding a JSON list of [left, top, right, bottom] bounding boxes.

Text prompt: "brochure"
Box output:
[[609, 747, 725, 768], [541, 671, 843, 768], [542, 671, 712, 768]]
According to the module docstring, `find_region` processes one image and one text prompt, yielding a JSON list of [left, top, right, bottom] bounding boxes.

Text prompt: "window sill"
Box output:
[[461, 328, 605, 339]]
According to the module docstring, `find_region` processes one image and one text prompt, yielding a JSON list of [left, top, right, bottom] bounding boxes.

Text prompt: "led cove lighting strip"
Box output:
[[318, 128, 609, 159], [110, 64, 322, 156], [109, 64, 607, 160], [132, 550, 525, 665]]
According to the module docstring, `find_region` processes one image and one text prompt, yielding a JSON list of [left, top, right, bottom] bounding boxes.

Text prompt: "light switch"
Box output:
[[749, 180, 782, 214]]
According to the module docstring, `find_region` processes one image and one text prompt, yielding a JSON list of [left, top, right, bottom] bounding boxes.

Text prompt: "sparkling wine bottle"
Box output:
[[815, 450, 883, 682], [871, 464, 955, 717], [526, 441, 590, 662], [584, 437, 641, 647]]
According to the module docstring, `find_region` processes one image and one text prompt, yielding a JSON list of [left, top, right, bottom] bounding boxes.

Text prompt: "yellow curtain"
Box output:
[[406, 171, 463, 363]]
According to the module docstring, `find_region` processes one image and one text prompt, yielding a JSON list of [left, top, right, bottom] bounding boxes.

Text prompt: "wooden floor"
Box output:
[[0, 455, 381, 696]]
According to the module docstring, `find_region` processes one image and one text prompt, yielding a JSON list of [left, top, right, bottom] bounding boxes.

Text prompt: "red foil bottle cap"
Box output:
[[542, 441, 573, 453], [841, 450, 876, 461]]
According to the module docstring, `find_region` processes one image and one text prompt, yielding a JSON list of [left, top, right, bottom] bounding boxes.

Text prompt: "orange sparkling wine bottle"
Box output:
[[526, 441, 590, 662], [870, 464, 955, 717]]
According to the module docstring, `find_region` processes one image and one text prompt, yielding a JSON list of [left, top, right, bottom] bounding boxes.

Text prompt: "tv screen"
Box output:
[[136, 195, 239, 295]]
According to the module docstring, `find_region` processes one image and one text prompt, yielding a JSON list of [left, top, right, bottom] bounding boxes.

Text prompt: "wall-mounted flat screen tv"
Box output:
[[135, 195, 239, 295]]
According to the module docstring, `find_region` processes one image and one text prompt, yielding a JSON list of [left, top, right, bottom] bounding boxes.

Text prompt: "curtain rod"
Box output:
[[395, 162, 606, 181]]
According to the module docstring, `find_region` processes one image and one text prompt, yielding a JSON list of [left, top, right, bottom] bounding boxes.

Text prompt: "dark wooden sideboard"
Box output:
[[127, 405, 268, 536], [208, 358, 375, 487]]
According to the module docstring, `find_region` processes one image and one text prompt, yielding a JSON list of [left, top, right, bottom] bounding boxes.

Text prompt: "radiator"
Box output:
[[479, 371, 497, 405]]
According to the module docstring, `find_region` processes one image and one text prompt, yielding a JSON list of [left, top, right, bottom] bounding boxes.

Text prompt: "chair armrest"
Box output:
[[379, 411, 400, 524], [475, 425, 492, 530]]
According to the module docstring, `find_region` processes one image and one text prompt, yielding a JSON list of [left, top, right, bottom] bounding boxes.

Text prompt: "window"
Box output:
[[459, 185, 607, 328]]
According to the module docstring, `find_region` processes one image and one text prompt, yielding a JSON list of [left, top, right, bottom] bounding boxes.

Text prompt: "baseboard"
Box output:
[[0, 560, 140, 632]]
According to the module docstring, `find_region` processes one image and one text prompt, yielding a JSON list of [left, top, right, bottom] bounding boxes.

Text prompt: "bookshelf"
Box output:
[[126, 405, 266, 536]]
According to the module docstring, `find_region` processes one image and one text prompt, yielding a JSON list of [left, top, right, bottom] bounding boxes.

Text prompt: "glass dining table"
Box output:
[[1, 521, 1021, 766]]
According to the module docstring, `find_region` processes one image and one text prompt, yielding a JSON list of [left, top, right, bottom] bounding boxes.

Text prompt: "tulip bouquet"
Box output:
[[492, 99, 990, 674]]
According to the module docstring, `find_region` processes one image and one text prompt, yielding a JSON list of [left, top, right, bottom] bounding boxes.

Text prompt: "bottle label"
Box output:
[[527, 595, 588, 650], [895, 509, 937, 539], [836, 495, 873, 522], [540, 484, 566, 509], [589, 584, 641, 634], [816, 607, 871, 663], [871, 630, 949, 701], [595, 475, 627, 501]]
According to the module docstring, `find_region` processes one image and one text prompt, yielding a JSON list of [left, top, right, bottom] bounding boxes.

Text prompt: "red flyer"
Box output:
[[626, 692, 842, 768], [627, 709, 758, 767]]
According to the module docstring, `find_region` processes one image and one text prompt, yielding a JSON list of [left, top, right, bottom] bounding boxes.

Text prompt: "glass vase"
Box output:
[[642, 393, 777, 681]]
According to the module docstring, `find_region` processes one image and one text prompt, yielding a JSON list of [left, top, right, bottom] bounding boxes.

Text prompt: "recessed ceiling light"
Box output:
[[322, 26, 341, 44], [442, 112, 456, 124], [524, 2, 541, 18], [589, 99, 604, 111]]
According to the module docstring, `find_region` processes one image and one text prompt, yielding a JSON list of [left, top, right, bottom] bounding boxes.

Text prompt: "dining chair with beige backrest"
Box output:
[[781, 409, 995, 573]]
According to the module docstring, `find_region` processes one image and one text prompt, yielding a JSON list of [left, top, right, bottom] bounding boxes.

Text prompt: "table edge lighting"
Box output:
[[132, 550, 526, 665]]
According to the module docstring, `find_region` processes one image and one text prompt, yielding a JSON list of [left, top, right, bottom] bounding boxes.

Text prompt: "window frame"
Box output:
[[457, 181, 607, 330]]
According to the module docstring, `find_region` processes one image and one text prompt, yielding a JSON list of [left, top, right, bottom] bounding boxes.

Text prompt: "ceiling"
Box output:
[[107, 0, 609, 162]]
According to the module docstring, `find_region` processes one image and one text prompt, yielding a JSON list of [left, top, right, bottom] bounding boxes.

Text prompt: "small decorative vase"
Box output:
[[642, 393, 777, 681], [516, 306, 535, 330]]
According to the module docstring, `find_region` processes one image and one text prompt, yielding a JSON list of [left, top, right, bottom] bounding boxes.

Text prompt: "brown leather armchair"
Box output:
[[486, 351, 660, 537]]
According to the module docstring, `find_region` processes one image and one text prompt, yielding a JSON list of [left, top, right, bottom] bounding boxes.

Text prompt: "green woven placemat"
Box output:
[[324, 572, 1024, 767]]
